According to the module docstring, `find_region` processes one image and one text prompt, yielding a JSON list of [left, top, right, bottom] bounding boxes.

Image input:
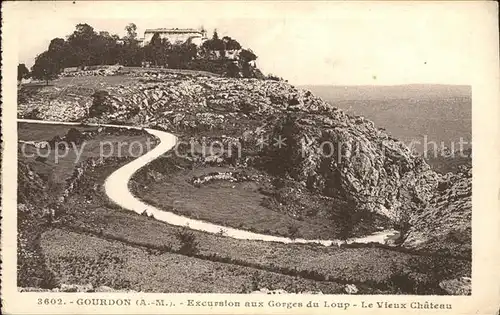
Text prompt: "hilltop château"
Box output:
[[33, 22, 262, 79], [138, 27, 208, 47]]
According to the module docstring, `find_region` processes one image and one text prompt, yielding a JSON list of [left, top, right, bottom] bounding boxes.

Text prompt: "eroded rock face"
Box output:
[[403, 165, 471, 258], [259, 112, 439, 221], [18, 161, 48, 205], [18, 91, 90, 122]]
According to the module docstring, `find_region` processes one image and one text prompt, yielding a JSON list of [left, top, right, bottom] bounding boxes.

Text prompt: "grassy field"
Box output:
[[132, 164, 342, 240], [18, 122, 155, 194], [41, 228, 345, 293], [21, 67, 218, 97], [18, 122, 98, 141], [130, 156, 389, 240]]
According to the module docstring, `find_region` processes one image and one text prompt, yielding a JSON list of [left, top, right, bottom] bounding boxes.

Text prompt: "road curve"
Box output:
[[18, 118, 399, 246]]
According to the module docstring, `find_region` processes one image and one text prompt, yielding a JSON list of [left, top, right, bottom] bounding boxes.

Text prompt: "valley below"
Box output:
[[17, 68, 471, 295]]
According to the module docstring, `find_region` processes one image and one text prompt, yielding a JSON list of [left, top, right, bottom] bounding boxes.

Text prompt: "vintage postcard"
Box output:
[[2, 1, 499, 314]]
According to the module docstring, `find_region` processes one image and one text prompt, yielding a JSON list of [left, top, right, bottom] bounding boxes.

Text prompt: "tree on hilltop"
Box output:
[[144, 33, 170, 67], [239, 49, 257, 62], [66, 24, 98, 66], [89, 31, 118, 65], [47, 38, 73, 69], [31, 52, 59, 85], [67, 23, 97, 48], [239, 49, 258, 77], [168, 42, 198, 68], [125, 23, 138, 40], [17, 64, 30, 82], [124, 23, 139, 48], [222, 36, 241, 50], [48, 38, 66, 52], [202, 30, 225, 52], [212, 30, 219, 40], [29, 22, 263, 78], [99, 31, 111, 38]]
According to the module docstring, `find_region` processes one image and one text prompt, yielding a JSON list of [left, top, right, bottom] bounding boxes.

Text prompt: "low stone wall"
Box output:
[[59, 69, 118, 78]]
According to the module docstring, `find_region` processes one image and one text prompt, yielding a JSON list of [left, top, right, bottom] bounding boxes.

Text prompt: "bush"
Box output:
[[250, 271, 260, 291], [259, 196, 278, 209], [35, 156, 47, 163], [266, 74, 284, 81], [287, 224, 300, 240], [89, 90, 111, 118], [175, 227, 198, 256], [65, 128, 87, 146], [392, 209, 412, 243]]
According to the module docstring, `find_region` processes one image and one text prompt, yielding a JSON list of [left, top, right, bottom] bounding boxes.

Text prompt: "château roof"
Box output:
[[144, 28, 204, 34]]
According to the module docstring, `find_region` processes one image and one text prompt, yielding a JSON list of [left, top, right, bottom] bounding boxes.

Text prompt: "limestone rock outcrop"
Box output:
[[403, 165, 471, 258], [259, 111, 439, 221]]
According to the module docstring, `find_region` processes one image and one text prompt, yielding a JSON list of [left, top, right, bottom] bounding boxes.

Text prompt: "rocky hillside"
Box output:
[[259, 112, 439, 220], [17, 161, 58, 288], [404, 164, 471, 258], [18, 70, 471, 256]]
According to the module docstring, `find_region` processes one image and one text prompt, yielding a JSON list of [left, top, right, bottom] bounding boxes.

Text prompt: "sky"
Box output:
[[11, 1, 487, 86]]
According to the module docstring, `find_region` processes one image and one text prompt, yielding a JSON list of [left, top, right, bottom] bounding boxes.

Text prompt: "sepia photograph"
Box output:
[[2, 1, 499, 314]]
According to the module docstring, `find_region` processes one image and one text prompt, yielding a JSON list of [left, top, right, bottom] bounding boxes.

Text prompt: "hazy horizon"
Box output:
[[300, 84, 471, 103]]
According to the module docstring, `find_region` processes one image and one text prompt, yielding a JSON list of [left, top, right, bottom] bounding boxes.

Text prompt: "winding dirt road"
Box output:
[[18, 119, 399, 246]]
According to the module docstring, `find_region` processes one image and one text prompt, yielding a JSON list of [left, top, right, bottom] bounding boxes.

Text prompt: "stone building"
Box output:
[[139, 28, 208, 47]]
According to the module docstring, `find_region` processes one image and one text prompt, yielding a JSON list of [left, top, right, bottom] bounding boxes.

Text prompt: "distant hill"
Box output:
[[300, 85, 472, 154], [300, 84, 471, 101]]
